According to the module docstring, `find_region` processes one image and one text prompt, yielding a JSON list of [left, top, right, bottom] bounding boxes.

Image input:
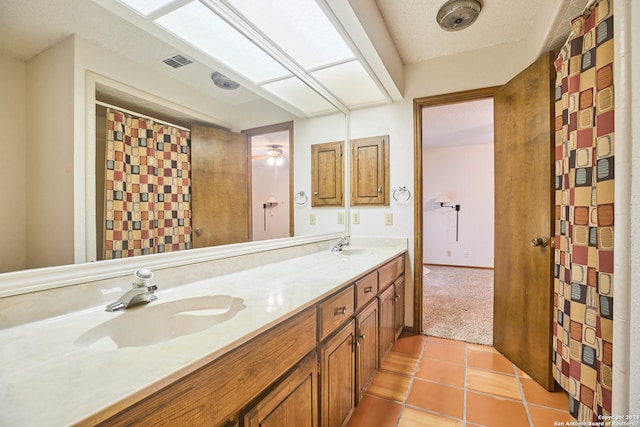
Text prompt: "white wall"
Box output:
[[251, 161, 290, 241], [0, 54, 27, 273], [423, 144, 494, 268], [294, 113, 348, 236], [25, 37, 76, 269]]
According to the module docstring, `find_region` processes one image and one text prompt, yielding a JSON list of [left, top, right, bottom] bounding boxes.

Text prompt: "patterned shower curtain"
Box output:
[[553, 0, 614, 421], [104, 108, 192, 259]]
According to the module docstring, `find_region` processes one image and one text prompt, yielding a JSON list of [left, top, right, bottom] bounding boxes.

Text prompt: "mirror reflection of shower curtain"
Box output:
[[103, 108, 191, 259]]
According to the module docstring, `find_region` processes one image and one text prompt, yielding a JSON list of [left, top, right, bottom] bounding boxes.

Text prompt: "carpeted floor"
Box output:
[[423, 265, 494, 346]]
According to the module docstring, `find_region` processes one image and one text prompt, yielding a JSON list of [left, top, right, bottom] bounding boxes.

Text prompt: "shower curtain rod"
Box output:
[[583, 0, 599, 17], [95, 100, 191, 132]]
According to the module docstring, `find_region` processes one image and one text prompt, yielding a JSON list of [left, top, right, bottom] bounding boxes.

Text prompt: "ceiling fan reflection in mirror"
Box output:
[[252, 144, 285, 166]]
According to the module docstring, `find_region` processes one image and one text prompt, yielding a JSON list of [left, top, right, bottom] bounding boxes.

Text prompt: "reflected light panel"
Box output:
[[154, 1, 292, 83]]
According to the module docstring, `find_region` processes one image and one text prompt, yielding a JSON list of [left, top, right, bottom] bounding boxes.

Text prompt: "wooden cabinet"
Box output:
[[319, 320, 356, 427], [97, 308, 317, 427], [355, 299, 378, 403], [355, 271, 377, 310], [350, 135, 389, 206], [311, 141, 344, 207], [393, 276, 405, 339], [242, 352, 318, 427], [378, 284, 396, 362], [318, 285, 354, 342]]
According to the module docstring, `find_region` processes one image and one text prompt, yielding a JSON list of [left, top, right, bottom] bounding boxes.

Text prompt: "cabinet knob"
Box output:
[[334, 306, 347, 316], [194, 228, 203, 237], [378, 187, 382, 193], [364, 286, 373, 293], [393, 294, 400, 302]]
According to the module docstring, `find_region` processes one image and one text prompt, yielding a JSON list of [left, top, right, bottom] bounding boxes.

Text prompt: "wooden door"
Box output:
[[355, 300, 378, 403], [493, 52, 555, 390], [191, 125, 249, 247], [350, 136, 389, 206], [378, 285, 395, 363], [242, 352, 318, 427], [311, 141, 344, 207], [319, 320, 355, 427]]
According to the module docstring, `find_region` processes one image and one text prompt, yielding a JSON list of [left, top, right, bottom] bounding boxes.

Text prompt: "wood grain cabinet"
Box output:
[[93, 254, 406, 427], [318, 320, 356, 427], [355, 299, 378, 403], [350, 135, 389, 206], [241, 352, 318, 427], [311, 141, 344, 207]]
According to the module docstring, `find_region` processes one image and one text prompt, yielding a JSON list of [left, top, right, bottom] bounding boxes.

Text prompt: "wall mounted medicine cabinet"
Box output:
[[350, 135, 389, 206]]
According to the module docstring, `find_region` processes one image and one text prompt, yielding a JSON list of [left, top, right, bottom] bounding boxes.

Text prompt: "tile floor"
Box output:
[[348, 335, 570, 427]]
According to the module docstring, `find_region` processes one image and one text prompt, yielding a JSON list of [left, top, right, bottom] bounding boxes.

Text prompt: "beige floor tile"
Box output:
[[467, 348, 515, 375], [423, 342, 466, 365], [366, 370, 412, 402], [466, 391, 529, 427], [426, 336, 467, 347], [346, 395, 401, 427], [399, 407, 463, 427], [416, 358, 465, 388], [520, 377, 570, 411], [391, 334, 427, 356], [406, 378, 464, 419], [466, 368, 522, 400], [528, 404, 567, 427], [380, 351, 419, 376]]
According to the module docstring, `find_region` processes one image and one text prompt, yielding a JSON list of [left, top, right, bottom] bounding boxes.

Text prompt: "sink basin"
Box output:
[[339, 248, 372, 256], [76, 295, 245, 350]]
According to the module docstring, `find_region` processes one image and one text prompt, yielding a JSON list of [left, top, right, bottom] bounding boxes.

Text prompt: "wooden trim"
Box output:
[[413, 86, 499, 335]]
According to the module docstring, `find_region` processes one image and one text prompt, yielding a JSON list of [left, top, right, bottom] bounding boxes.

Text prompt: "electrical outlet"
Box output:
[[384, 213, 393, 226], [310, 213, 316, 225], [337, 212, 344, 224], [447, 250, 452, 257], [352, 212, 360, 224], [464, 251, 469, 258]]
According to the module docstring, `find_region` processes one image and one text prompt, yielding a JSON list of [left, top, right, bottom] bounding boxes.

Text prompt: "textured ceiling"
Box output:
[[375, 0, 591, 64]]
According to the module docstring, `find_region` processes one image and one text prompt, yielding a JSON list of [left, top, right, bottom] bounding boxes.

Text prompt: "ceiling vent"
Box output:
[[162, 54, 193, 69], [437, 0, 482, 31], [211, 72, 240, 90]]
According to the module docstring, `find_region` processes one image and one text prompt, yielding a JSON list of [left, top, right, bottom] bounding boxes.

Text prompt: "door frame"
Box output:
[[412, 87, 500, 334], [243, 121, 295, 239]]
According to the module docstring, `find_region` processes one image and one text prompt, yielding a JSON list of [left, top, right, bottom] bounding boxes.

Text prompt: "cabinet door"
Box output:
[[393, 276, 405, 339], [311, 141, 344, 207], [242, 352, 318, 427], [319, 320, 355, 427], [355, 300, 378, 404], [378, 285, 395, 363], [350, 135, 389, 206]]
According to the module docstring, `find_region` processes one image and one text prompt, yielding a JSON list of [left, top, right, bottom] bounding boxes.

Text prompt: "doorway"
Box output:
[[420, 95, 496, 345], [413, 87, 499, 337], [244, 122, 294, 241]]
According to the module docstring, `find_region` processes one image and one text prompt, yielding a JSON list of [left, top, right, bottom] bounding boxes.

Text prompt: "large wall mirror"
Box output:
[[0, 0, 354, 287]]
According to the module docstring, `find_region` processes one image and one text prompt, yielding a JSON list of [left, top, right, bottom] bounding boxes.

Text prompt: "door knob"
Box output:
[[531, 237, 548, 247]]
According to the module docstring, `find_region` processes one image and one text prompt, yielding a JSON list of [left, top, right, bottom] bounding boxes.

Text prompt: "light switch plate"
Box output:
[[310, 213, 316, 225], [352, 212, 360, 224], [337, 212, 344, 224], [385, 213, 393, 226]]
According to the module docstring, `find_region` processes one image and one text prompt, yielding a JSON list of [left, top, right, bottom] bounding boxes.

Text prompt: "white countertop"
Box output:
[[0, 244, 405, 426]]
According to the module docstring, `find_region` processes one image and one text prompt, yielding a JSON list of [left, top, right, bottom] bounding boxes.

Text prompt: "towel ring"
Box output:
[[393, 186, 411, 203], [295, 191, 309, 205]]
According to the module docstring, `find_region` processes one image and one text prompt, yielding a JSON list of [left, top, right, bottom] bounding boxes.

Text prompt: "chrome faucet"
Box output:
[[105, 268, 158, 312], [331, 236, 350, 252]]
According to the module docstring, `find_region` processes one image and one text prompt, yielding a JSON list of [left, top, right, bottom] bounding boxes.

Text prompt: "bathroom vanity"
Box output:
[[0, 238, 407, 427]]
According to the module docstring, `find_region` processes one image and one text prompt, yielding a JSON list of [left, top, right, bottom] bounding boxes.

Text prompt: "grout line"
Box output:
[[393, 337, 428, 426], [514, 363, 534, 426], [463, 342, 468, 425]]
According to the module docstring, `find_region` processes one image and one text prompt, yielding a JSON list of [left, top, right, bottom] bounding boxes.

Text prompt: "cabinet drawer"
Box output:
[[378, 255, 404, 290], [318, 285, 355, 341], [355, 271, 378, 310]]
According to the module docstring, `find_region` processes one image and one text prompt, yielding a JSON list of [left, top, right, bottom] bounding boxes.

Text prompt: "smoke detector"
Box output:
[[437, 0, 482, 31], [211, 72, 240, 90]]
